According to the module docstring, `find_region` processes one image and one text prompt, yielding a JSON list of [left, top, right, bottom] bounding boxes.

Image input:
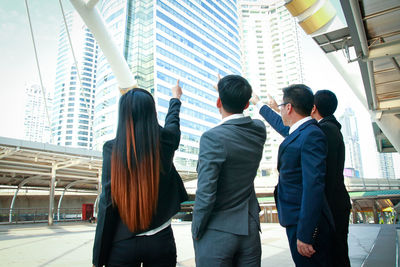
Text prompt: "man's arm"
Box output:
[[192, 131, 226, 240], [297, 130, 327, 245], [319, 123, 340, 207], [259, 104, 289, 137], [250, 94, 289, 137]]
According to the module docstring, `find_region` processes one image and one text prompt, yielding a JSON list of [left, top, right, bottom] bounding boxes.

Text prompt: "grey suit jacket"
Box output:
[[192, 116, 266, 240]]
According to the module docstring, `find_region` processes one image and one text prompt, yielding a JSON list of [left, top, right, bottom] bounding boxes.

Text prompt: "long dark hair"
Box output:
[[111, 88, 160, 232]]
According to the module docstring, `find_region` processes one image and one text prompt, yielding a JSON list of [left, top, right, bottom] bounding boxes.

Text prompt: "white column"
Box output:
[[48, 164, 56, 226], [69, 0, 136, 90]]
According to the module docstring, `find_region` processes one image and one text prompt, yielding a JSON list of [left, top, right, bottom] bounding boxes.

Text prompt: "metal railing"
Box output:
[[345, 177, 400, 191], [0, 208, 82, 224], [251, 176, 400, 194]]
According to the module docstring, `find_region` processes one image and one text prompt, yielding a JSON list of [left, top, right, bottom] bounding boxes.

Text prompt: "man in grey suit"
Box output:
[[192, 75, 266, 267]]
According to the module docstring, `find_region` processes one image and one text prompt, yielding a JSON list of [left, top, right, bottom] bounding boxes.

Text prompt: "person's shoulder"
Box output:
[[202, 126, 221, 137], [103, 139, 115, 153], [304, 121, 325, 137], [319, 120, 340, 135], [252, 118, 266, 130], [200, 126, 226, 144]]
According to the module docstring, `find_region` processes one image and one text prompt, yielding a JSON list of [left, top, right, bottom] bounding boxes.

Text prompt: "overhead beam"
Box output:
[[0, 148, 18, 160], [365, 40, 400, 61], [56, 159, 85, 170], [374, 113, 400, 152]]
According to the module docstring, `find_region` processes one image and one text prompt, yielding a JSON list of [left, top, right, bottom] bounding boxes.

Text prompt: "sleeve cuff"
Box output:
[[256, 101, 265, 111], [170, 98, 181, 104]]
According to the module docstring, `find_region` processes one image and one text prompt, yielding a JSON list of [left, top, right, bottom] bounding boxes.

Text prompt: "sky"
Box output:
[[0, 0, 73, 138], [0, 0, 398, 178]]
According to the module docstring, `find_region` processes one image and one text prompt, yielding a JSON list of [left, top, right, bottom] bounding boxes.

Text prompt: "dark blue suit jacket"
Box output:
[[260, 105, 332, 244]]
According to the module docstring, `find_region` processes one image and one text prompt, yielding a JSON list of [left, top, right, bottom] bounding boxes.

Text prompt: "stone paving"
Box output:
[[0, 222, 383, 266]]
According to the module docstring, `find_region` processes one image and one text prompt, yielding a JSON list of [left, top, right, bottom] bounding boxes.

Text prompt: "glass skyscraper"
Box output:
[[24, 83, 52, 143], [94, 0, 241, 171], [339, 107, 364, 177], [378, 153, 396, 179], [239, 0, 305, 179], [52, 11, 98, 149]]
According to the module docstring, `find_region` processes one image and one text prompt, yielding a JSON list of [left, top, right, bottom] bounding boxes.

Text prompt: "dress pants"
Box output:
[[331, 208, 351, 267], [194, 216, 261, 267], [286, 216, 333, 267], [107, 225, 176, 267]]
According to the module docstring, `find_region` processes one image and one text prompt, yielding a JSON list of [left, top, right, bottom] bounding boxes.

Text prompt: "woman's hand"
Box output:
[[172, 79, 182, 99]]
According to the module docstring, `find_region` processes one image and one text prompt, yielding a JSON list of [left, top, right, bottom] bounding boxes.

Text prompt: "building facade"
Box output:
[[339, 107, 364, 177], [52, 11, 98, 149], [94, 0, 242, 171], [239, 0, 305, 179], [23, 83, 52, 143], [378, 153, 396, 179]]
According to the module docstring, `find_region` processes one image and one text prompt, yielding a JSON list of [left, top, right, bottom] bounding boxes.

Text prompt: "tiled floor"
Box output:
[[0, 222, 388, 266]]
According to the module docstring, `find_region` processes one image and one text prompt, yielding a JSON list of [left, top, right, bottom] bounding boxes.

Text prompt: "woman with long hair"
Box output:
[[93, 81, 188, 267]]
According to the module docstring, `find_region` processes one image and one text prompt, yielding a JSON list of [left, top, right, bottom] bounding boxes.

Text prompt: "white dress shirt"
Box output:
[[217, 113, 245, 126], [289, 116, 312, 135]]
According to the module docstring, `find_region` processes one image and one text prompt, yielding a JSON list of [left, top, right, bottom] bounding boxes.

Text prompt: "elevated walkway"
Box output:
[[0, 222, 397, 266]]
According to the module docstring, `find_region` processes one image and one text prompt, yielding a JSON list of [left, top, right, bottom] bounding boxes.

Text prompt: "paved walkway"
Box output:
[[0, 222, 394, 266]]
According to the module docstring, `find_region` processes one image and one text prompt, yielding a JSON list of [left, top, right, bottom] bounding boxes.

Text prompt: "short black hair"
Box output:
[[282, 84, 314, 116], [314, 90, 338, 117], [218, 75, 252, 113]]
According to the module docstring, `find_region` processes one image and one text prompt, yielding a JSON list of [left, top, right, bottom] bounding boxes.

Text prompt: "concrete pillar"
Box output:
[[48, 163, 56, 226], [361, 212, 367, 224], [269, 206, 273, 223], [372, 200, 379, 224], [352, 204, 358, 224]]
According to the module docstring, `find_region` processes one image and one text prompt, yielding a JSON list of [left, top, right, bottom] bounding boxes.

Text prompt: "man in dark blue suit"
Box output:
[[251, 84, 333, 266]]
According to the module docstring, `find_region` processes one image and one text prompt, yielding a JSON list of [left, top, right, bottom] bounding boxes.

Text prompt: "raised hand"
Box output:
[[267, 93, 279, 112], [213, 73, 221, 92], [250, 94, 261, 105], [172, 79, 182, 99]]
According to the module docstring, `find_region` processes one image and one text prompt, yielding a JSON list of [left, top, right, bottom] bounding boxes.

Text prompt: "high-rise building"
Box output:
[[23, 83, 52, 143], [339, 107, 364, 177], [378, 153, 396, 179], [239, 0, 305, 178], [52, 11, 98, 149], [94, 0, 242, 171]]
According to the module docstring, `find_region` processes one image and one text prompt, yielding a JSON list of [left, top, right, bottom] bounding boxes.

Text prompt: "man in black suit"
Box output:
[[311, 90, 351, 267]]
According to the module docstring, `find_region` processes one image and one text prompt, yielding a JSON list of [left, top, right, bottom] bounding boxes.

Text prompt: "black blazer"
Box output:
[[319, 115, 351, 225], [92, 98, 188, 267]]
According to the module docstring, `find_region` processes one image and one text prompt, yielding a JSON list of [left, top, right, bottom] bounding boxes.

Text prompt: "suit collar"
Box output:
[[220, 116, 253, 126], [319, 115, 342, 130], [289, 116, 312, 135], [218, 113, 245, 126], [277, 119, 318, 169]]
